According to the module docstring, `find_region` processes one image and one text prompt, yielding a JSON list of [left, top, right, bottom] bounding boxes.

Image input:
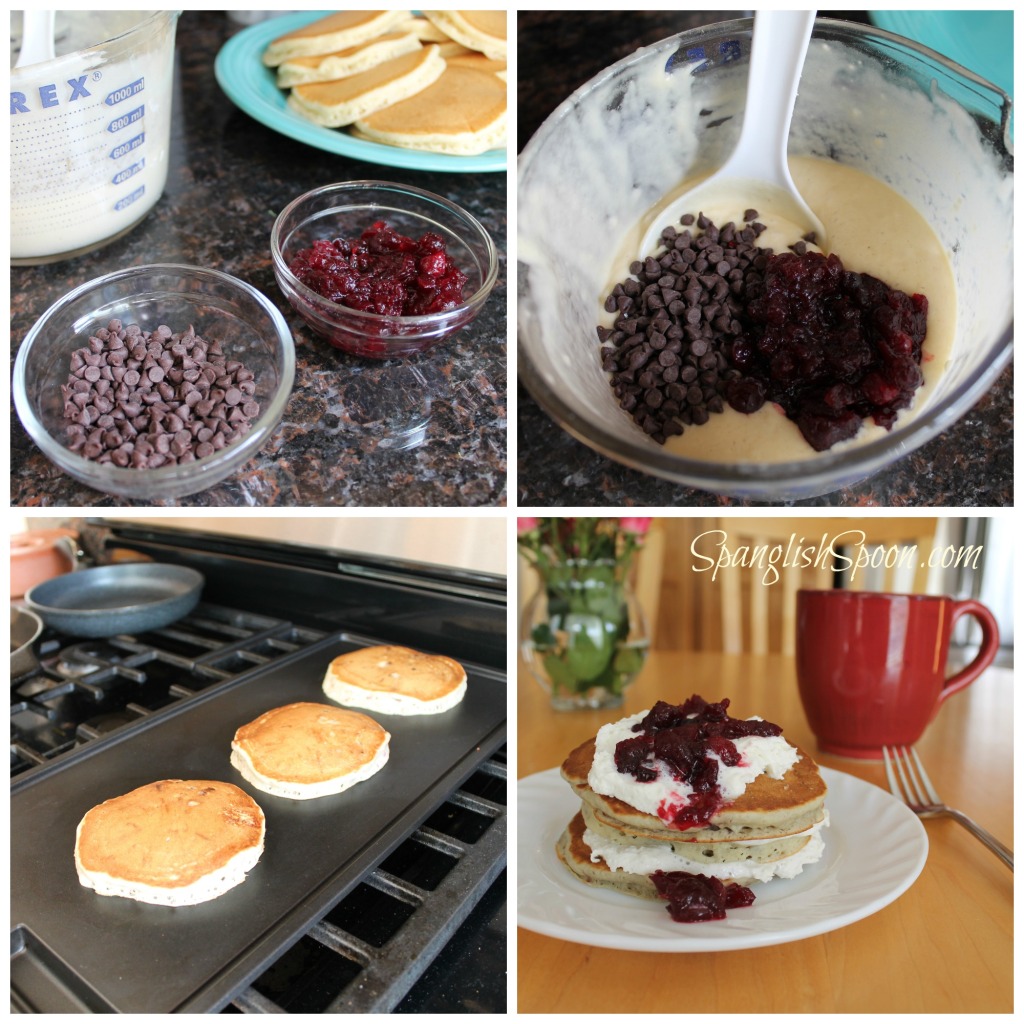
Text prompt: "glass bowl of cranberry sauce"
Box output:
[[271, 181, 498, 359]]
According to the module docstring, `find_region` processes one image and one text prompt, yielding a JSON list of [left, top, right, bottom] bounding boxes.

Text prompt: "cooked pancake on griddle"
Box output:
[[231, 702, 390, 800], [74, 779, 265, 906], [323, 645, 467, 715]]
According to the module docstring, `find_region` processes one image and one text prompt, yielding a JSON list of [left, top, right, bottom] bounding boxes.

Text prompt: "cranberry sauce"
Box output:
[[651, 870, 756, 923], [726, 250, 928, 451], [288, 220, 467, 317], [613, 696, 782, 829]]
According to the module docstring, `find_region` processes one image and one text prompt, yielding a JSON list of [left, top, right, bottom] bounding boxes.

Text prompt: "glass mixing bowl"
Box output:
[[13, 265, 295, 500], [518, 17, 1013, 500]]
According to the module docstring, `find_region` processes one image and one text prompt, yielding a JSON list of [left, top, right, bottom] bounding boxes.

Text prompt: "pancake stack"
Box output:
[[265, 10, 506, 154], [556, 698, 829, 912]]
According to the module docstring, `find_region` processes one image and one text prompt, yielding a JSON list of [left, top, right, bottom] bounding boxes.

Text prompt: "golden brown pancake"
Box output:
[[287, 46, 445, 128], [263, 11, 413, 66], [74, 780, 265, 906], [562, 735, 827, 841], [422, 11, 506, 60], [579, 800, 813, 863], [275, 32, 423, 88], [352, 64, 506, 155], [556, 810, 662, 899], [323, 644, 467, 714], [398, 15, 452, 43], [230, 702, 390, 799]]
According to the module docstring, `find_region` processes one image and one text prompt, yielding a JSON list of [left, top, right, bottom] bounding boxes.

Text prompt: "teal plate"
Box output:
[[214, 12, 506, 173]]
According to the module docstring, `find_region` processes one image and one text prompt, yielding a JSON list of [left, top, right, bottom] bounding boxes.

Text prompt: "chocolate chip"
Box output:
[[599, 210, 781, 443], [61, 319, 262, 469]]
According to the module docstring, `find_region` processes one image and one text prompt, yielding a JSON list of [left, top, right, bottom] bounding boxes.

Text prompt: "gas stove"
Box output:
[[10, 521, 507, 1014]]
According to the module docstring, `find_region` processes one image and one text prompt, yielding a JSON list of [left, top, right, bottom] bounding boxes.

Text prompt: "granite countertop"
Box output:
[[11, 11, 507, 508], [517, 11, 1013, 508]]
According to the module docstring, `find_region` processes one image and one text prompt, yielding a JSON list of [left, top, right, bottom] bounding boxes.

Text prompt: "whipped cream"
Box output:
[[584, 811, 830, 884], [587, 709, 799, 820]]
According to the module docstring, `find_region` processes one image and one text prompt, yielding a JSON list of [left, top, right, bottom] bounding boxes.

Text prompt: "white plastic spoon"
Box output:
[[639, 10, 826, 257], [15, 10, 56, 69]]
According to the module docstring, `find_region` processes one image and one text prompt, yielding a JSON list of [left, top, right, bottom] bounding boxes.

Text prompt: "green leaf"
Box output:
[[530, 622, 556, 650], [562, 612, 614, 682], [543, 652, 577, 692]]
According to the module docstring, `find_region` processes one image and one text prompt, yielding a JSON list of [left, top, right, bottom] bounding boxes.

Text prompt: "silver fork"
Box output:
[[883, 745, 1013, 870]]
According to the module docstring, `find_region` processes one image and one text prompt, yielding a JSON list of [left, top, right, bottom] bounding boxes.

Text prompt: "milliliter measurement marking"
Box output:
[[110, 132, 145, 160], [108, 105, 144, 133], [105, 78, 145, 106]]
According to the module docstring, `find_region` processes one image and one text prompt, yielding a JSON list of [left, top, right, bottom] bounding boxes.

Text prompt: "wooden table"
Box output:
[[517, 651, 1013, 1013]]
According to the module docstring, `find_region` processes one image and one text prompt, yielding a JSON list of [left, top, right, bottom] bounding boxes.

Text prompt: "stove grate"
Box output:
[[10, 603, 327, 779], [225, 753, 507, 1014]]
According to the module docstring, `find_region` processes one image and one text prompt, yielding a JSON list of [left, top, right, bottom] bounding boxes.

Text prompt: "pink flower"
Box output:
[[620, 517, 653, 537], [517, 517, 540, 534]]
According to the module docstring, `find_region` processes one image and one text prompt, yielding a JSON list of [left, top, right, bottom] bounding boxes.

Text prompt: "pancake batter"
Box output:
[[602, 155, 957, 463]]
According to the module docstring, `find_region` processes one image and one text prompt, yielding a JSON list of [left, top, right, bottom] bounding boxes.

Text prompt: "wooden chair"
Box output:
[[714, 517, 939, 656]]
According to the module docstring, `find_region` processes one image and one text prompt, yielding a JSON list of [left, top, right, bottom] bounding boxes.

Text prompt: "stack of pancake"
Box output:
[[263, 11, 506, 155], [556, 704, 829, 904]]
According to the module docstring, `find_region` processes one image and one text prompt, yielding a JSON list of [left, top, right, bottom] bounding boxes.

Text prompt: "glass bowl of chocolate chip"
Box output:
[[271, 180, 499, 359], [13, 264, 295, 499], [518, 17, 1013, 499]]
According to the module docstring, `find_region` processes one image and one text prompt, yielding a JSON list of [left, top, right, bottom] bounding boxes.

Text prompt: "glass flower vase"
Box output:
[[520, 558, 649, 710]]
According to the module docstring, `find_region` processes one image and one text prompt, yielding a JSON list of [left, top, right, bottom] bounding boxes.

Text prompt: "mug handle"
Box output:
[[939, 599, 1000, 702]]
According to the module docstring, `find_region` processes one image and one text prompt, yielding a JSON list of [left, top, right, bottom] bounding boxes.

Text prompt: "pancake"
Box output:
[[397, 15, 452, 43], [444, 49, 507, 81], [262, 10, 413, 66], [422, 10, 506, 60], [580, 800, 817, 866], [557, 810, 661, 899], [322, 644, 467, 715], [555, 700, 830, 913], [557, 808, 826, 894], [275, 32, 424, 88], [562, 735, 827, 841], [231, 702, 389, 800], [287, 45, 445, 128], [352, 64, 506, 155], [74, 780, 265, 906]]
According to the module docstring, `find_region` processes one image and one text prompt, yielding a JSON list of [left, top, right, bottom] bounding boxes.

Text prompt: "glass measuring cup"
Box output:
[[10, 11, 180, 265]]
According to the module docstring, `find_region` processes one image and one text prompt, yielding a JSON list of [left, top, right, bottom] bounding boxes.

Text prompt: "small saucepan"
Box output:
[[11, 605, 44, 678], [25, 563, 205, 638]]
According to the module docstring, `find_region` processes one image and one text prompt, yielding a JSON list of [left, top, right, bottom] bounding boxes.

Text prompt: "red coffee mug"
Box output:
[[796, 589, 1000, 759]]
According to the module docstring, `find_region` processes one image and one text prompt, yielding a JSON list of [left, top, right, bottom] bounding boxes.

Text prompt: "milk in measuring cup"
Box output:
[[10, 11, 180, 263]]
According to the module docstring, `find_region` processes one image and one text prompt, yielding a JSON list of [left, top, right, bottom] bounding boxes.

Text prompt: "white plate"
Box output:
[[518, 765, 927, 951]]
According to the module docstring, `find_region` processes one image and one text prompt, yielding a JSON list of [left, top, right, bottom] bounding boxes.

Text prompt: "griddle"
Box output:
[[10, 632, 506, 1013]]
